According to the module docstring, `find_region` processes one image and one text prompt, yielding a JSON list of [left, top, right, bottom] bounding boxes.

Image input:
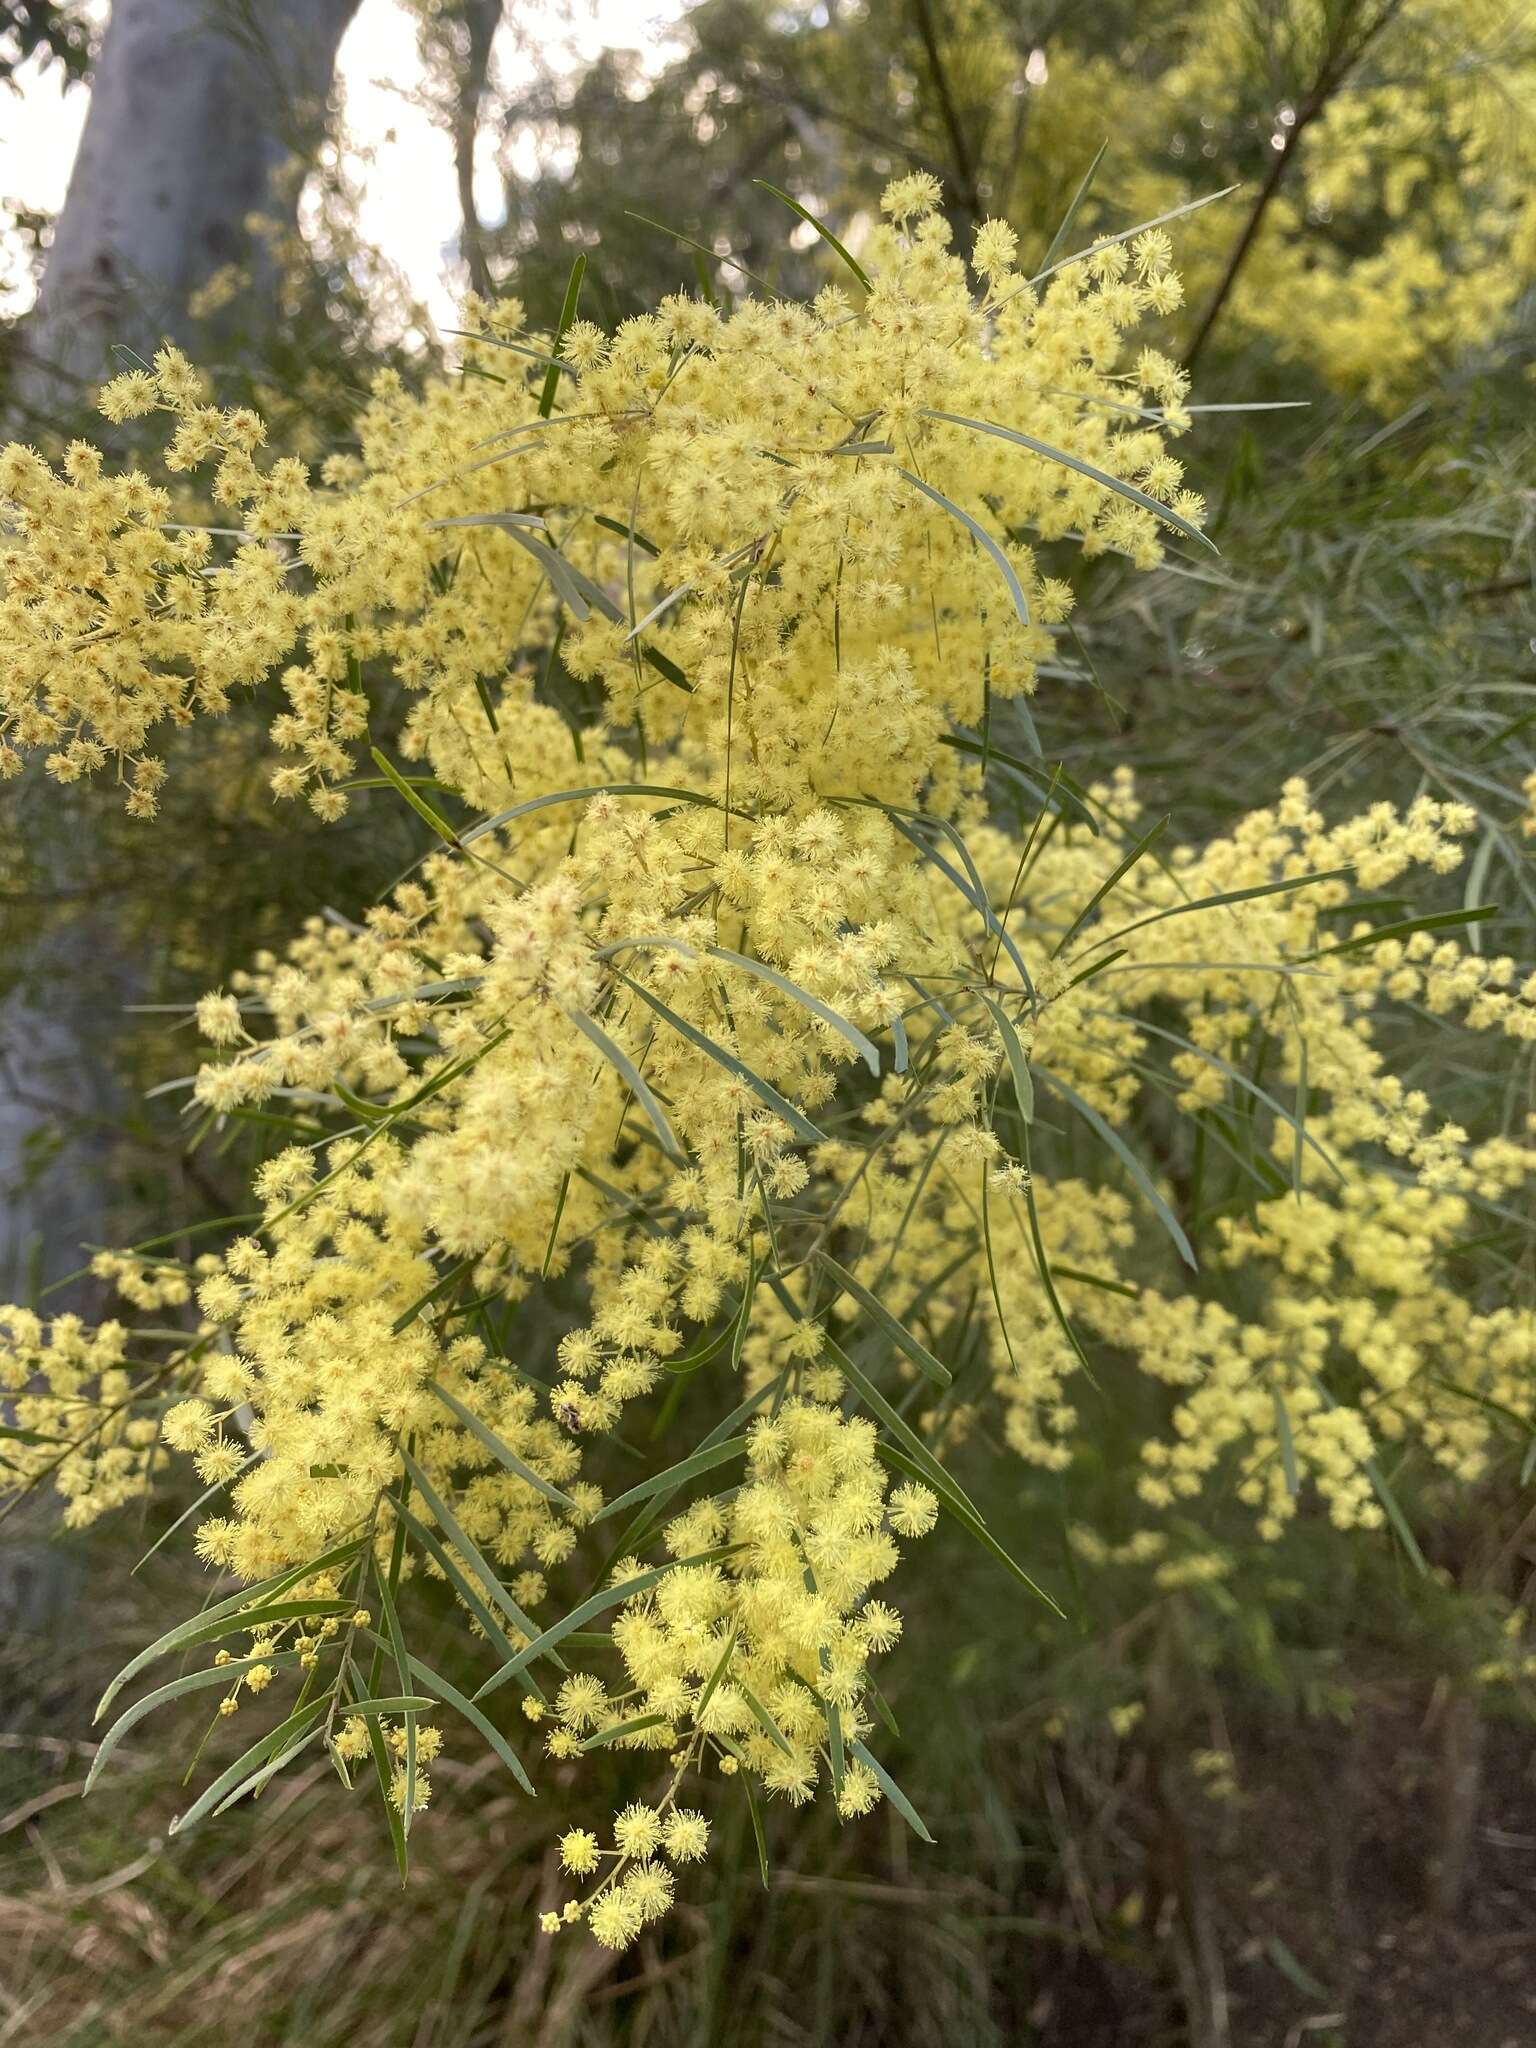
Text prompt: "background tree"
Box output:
[[1, 0, 441, 1312], [10, 0, 366, 426]]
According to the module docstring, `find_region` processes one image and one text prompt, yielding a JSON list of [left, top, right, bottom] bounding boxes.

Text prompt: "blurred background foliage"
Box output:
[[1, 1, 1533, 2042]]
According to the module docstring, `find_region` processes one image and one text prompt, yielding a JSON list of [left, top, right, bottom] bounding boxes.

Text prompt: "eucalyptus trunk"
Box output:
[[13, 0, 362, 427]]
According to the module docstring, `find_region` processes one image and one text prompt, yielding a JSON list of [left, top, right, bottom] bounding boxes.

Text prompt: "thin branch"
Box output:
[[910, 0, 980, 233], [1183, 0, 1410, 372]]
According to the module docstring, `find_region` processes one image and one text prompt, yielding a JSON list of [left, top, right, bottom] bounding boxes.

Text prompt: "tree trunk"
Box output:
[[1, 0, 366, 1636], [3, 0, 365, 1287], [13, 0, 362, 428], [2, 0, 364, 1302]]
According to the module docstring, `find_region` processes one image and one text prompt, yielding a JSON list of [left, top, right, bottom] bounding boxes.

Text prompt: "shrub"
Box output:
[[2, 179, 1531, 1953]]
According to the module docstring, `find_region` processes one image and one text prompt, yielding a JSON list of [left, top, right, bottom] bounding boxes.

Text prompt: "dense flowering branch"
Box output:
[[1, 178, 1532, 1948]]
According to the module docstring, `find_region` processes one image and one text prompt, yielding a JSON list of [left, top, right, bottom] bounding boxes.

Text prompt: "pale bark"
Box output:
[[14, 0, 361, 426], [2, 0, 363, 1302], [1, 0, 368, 1639]]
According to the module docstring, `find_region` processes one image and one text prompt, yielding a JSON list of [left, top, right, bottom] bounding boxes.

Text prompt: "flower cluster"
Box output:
[[990, 0, 1536, 401], [1, 178, 1529, 1949], [4, 186, 1200, 818]]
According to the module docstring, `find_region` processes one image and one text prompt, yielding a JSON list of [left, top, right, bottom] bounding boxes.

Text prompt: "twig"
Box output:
[[1183, 0, 1409, 372], [910, 0, 980, 233]]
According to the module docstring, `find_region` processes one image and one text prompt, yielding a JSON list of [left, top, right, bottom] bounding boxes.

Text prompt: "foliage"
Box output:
[[479, 0, 1536, 403], [1, 153, 1533, 1985]]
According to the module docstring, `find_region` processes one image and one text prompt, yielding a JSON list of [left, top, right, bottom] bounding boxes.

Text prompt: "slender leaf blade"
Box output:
[[922, 411, 1217, 553]]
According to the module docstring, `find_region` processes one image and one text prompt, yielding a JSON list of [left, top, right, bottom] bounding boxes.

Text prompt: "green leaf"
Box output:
[[1291, 1032, 1309, 1202], [706, 945, 881, 1075], [341, 1695, 436, 1716], [1465, 828, 1497, 956], [593, 1437, 749, 1521], [876, 1443, 1064, 1617], [393, 1502, 548, 1706], [461, 783, 721, 853], [579, 1713, 672, 1752], [592, 511, 661, 556], [168, 1697, 330, 1836], [848, 1738, 935, 1844], [877, 805, 1036, 991], [867, 1679, 900, 1741], [1020, 183, 1239, 295], [429, 508, 548, 533], [977, 992, 1034, 1126], [899, 468, 1030, 624], [431, 513, 624, 626], [541, 1170, 571, 1280], [539, 251, 586, 418], [823, 1687, 847, 1802], [95, 1602, 348, 1724], [371, 1556, 418, 1832], [1304, 904, 1497, 960], [1034, 1065, 1196, 1270], [620, 975, 825, 1144], [937, 732, 1100, 833], [369, 748, 461, 844], [131, 1450, 263, 1575], [753, 179, 870, 290], [818, 1255, 952, 1387], [429, 1381, 577, 1507], [1019, 1121, 1099, 1388], [981, 1166, 1019, 1375], [741, 1763, 771, 1888], [359, 1630, 536, 1796], [1049, 1262, 1138, 1299], [736, 1679, 794, 1756], [365, 1712, 410, 1883], [443, 329, 576, 377], [398, 1452, 557, 1669], [473, 1545, 743, 1703], [624, 208, 773, 294], [1272, 1389, 1300, 1499], [213, 1728, 322, 1816], [922, 411, 1217, 554], [802, 1564, 845, 1797], [695, 1628, 737, 1724], [1052, 818, 1169, 959], [1305, 1373, 1427, 1574], [1085, 866, 1353, 954], [1036, 138, 1108, 276], [605, 1368, 787, 1565], [96, 1540, 362, 1723], [639, 643, 694, 693], [565, 1007, 686, 1162], [1100, 1013, 1341, 1185], [86, 1652, 306, 1795], [821, 1335, 979, 1520], [391, 1258, 475, 1335]]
